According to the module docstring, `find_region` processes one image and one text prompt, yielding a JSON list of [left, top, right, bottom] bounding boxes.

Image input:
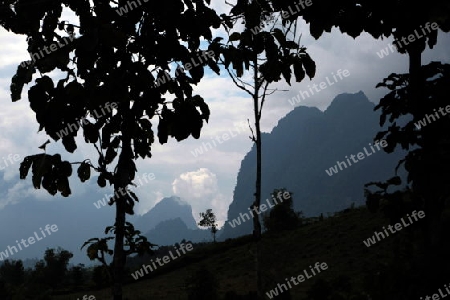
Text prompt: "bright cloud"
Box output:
[[172, 168, 229, 227]]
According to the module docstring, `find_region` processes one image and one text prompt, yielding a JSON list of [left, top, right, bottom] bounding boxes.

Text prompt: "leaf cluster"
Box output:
[[2, 0, 226, 202], [81, 222, 157, 266], [365, 62, 450, 213]]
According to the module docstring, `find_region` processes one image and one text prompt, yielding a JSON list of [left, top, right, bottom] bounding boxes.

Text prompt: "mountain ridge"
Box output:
[[219, 91, 406, 240]]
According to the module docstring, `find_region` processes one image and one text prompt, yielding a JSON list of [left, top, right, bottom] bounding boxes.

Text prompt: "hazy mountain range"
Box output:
[[0, 91, 407, 264], [219, 91, 406, 240], [138, 196, 213, 245]]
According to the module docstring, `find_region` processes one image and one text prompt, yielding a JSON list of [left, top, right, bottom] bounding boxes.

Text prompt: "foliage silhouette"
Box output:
[[0, 0, 230, 298], [198, 209, 218, 243], [363, 62, 450, 298], [263, 189, 302, 232], [212, 1, 316, 297]]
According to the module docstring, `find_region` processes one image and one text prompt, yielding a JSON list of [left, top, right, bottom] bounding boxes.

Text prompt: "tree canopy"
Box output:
[[1, 0, 227, 298]]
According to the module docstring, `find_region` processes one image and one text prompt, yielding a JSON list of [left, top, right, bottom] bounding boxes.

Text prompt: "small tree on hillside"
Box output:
[[198, 209, 218, 243], [263, 188, 302, 232]]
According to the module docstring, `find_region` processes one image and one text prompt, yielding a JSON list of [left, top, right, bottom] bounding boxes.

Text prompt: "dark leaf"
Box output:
[[386, 176, 402, 186], [105, 147, 117, 164], [293, 60, 305, 82], [97, 174, 107, 187], [59, 161, 73, 177], [157, 117, 169, 144], [62, 135, 77, 153], [77, 161, 91, 182], [83, 121, 99, 143], [191, 95, 210, 123], [19, 156, 35, 179], [229, 32, 241, 42], [11, 62, 35, 102], [57, 176, 71, 197], [301, 53, 316, 79], [272, 28, 286, 46]]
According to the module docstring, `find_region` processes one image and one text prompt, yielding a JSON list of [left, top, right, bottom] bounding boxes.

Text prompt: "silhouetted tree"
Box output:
[[274, 0, 450, 106], [198, 209, 218, 243], [267, 3, 450, 297], [210, 2, 316, 297], [0, 1, 231, 299], [263, 189, 302, 232], [364, 62, 450, 299]]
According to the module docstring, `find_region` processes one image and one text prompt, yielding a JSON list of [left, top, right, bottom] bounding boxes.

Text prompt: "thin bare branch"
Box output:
[[247, 118, 256, 142], [225, 67, 254, 96], [257, 81, 269, 119]]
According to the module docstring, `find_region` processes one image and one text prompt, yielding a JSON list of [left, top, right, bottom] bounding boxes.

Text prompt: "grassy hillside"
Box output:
[[54, 206, 397, 299]]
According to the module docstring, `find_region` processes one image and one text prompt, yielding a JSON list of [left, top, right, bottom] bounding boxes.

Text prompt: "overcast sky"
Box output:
[[0, 1, 449, 229]]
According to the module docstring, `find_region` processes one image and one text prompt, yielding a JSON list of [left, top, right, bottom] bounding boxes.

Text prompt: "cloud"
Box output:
[[172, 168, 229, 227], [173, 168, 218, 197], [0, 180, 40, 209], [0, 5, 449, 231]]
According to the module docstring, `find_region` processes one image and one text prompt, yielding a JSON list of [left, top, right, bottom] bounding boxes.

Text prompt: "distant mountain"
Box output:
[[0, 190, 117, 266], [0, 191, 201, 264], [219, 91, 406, 240], [135, 196, 198, 231], [144, 217, 212, 246], [137, 196, 217, 245]]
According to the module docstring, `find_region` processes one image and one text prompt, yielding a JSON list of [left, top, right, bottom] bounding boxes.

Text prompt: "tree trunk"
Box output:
[[407, 40, 443, 279], [408, 42, 422, 105], [252, 54, 263, 299], [111, 104, 134, 300], [112, 192, 126, 300]]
